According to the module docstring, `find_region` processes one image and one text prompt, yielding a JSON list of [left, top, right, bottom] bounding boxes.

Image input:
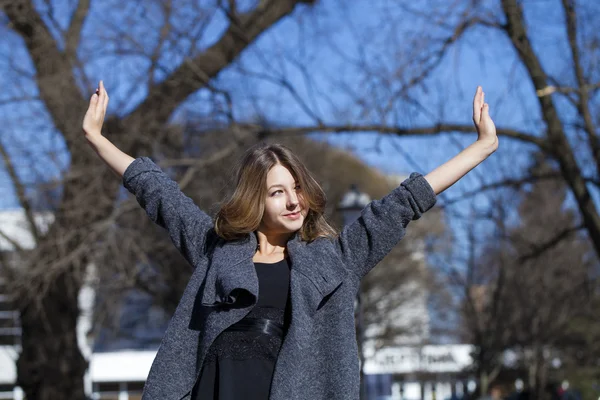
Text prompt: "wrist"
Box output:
[[473, 138, 498, 156], [85, 131, 103, 144], [85, 133, 108, 152]]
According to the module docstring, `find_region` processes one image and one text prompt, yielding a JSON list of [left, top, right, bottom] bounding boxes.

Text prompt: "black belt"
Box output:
[[225, 318, 284, 338]]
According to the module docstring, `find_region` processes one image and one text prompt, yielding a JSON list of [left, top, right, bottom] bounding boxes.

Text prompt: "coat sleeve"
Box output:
[[335, 173, 437, 279], [122, 157, 214, 267]]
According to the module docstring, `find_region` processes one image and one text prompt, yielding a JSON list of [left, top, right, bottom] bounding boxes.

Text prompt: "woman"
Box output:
[[83, 81, 497, 400]]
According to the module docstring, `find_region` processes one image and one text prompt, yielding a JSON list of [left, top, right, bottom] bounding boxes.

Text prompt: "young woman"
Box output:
[[83, 81, 497, 400]]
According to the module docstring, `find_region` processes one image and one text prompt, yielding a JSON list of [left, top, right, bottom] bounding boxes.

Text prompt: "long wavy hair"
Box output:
[[214, 143, 337, 241]]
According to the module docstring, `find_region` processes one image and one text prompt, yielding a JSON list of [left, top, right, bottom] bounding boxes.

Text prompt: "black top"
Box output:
[[254, 259, 291, 308], [192, 258, 291, 400]]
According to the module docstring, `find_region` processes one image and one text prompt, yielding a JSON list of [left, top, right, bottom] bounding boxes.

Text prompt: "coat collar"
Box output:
[[200, 231, 343, 307]]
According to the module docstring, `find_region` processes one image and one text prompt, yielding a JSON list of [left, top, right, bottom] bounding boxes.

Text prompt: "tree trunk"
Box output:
[[0, 1, 318, 397], [500, 0, 600, 260], [16, 272, 87, 400], [12, 154, 119, 399]]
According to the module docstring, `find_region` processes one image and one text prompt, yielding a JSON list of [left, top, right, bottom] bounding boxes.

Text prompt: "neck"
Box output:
[[254, 230, 295, 255]]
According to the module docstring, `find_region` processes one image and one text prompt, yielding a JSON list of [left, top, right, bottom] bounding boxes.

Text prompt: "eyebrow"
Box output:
[[268, 182, 299, 190]]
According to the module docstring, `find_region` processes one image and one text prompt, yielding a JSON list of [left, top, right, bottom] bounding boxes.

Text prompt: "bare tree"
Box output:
[[446, 153, 597, 399], [247, 0, 600, 262], [2, 1, 599, 398], [0, 1, 316, 398]]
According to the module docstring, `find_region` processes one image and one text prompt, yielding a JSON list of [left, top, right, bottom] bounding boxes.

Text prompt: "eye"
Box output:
[[271, 190, 283, 196], [295, 184, 301, 190]]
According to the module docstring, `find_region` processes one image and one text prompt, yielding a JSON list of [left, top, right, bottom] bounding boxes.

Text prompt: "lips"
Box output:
[[284, 211, 301, 217]]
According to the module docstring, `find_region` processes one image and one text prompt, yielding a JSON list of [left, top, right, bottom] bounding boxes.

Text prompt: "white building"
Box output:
[[363, 344, 475, 400]]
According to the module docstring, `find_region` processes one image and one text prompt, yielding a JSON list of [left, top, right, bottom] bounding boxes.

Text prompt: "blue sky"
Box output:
[[0, 0, 597, 227], [1, 0, 597, 347]]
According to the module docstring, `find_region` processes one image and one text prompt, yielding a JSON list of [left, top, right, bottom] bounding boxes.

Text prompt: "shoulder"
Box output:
[[299, 236, 346, 266], [203, 230, 255, 255], [303, 235, 339, 252], [203, 229, 227, 255]]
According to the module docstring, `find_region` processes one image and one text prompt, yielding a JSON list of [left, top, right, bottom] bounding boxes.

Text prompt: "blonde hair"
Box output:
[[215, 143, 337, 241]]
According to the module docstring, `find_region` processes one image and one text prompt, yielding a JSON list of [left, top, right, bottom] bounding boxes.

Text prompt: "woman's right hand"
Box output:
[[83, 80, 109, 140]]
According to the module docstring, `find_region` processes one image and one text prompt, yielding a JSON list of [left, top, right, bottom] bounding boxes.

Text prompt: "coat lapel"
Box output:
[[199, 232, 344, 312], [286, 234, 345, 312], [200, 233, 257, 307]]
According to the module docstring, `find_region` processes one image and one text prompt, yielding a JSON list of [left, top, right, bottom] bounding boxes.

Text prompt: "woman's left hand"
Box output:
[[472, 86, 498, 153]]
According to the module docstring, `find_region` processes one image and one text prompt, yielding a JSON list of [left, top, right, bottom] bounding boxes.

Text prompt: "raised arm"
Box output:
[[83, 81, 213, 267], [121, 157, 214, 267], [337, 86, 498, 279], [83, 81, 135, 177], [424, 86, 498, 194]]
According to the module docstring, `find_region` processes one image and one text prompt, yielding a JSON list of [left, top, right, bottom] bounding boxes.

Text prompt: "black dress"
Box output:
[[192, 258, 291, 400]]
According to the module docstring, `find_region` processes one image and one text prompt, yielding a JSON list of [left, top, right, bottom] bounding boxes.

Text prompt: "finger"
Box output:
[[482, 103, 490, 119], [98, 80, 105, 104], [473, 86, 482, 124], [100, 80, 110, 110], [87, 93, 99, 113], [102, 90, 109, 110]]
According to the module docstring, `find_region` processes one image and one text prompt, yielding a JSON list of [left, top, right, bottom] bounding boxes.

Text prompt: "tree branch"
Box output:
[[147, 1, 173, 88], [0, 228, 25, 253], [536, 81, 600, 98], [501, 0, 600, 260], [381, 14, 485, 116], [561, 0, 600, 172], [124, 0, 314, 128], [2, 0, 85, 145], [0, 138, 40, 246], [443, 173, 600, 206], [518, 223, 585, 263], [65, 0, 90, 57], [250, 122, 548, 149]]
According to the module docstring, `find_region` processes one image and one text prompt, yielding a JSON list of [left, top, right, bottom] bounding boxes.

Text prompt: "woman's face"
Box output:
[[260, 164, 307, 235]]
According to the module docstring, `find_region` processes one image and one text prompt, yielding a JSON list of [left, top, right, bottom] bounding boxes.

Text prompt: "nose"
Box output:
[[287, 191, 299, 209]]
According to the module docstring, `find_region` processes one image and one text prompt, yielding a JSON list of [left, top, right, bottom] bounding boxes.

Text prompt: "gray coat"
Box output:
[[123, 157, 437, 400]]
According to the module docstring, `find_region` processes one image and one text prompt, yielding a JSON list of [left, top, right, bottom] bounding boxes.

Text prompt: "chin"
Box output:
[[279, 219, 304, 233], [285, 222, 304, 232]]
